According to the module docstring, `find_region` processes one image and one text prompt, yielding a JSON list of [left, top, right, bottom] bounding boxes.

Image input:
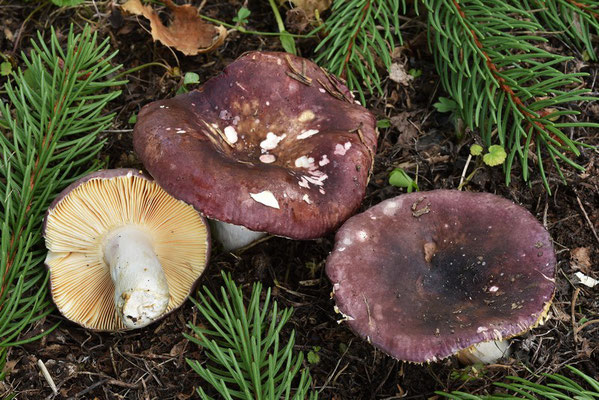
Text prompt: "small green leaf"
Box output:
[[307, 347, 321, 364], [377, 119, 391, 128], [470, 144, 483, 156], [279, 31, 297, 55], [389, 168, 418, 192], [183, 72, 200, 86], [128, 113, 137, 125], [233, 7, 251, 25], [408, 68, 422, 78], [433, 97, 458, 113], [0, 61, 11, 76], [483, 145, 507, 167]]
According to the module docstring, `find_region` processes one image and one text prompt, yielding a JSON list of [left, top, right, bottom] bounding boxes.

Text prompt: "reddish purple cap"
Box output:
[[326, 190, 556, 362], [133, 51, 377, 239]]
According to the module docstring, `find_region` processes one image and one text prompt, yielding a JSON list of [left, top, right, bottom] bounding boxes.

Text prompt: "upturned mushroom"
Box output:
[[326, 190, 556, 363], [133, 51, 377, 250], [43, 169, 210, 331]]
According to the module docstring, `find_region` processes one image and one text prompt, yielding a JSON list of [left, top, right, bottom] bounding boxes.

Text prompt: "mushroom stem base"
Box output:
[[457, 339, 511, 364], [211, 220, 267, 251], [103, 226, 170, 329]]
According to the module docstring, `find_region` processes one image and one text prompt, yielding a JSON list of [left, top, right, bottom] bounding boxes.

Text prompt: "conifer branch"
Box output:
[[423, 0, 599, 191], [522, 0, 599, 60], [0, 25, 123, 373], [185, 273, 317, 400], [315, 0, 405, 104]]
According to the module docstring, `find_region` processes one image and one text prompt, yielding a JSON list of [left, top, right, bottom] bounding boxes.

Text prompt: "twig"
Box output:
[[571, 287, 581, 342], [574, 192, 599, 245], [575, 319, 599, 334], [37, 359, 58, 395], [458, 154, 473, 190]]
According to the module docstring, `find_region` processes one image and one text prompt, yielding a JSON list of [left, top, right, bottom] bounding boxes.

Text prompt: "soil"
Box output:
[[0, 1, 597, 399]]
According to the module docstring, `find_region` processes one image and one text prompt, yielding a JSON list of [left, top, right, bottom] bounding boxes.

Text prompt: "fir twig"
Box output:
[[522, 0, 599, 61], [185, 272, 317, 400], [315, 0, 405, 104], [437, 365, 599, 399], [423, 0, 599, 192], [0, 25, 123, 374]]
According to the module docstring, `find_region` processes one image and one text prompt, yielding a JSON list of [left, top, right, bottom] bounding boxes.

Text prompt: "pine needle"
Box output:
[[185, 272, 317, 400], [0, 25, 123, 373], [422, 0, 599, 192], [314, 0, 405, 104], [437, 365, 599, 399]]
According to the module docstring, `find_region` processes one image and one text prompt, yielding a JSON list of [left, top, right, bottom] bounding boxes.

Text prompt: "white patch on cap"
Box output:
[[259, 154, 276, 164], [319, 88, 326, 93], [295, 156, 315, 169], [250, 191, 280, 209], [319, 155, 329, 166], [298, 110, 315, 122], [298, 177, 310, 189], [219, 110, 232, 120], [489, 286, 499, 292], [304, 174, 327, 186], [357, 231, 368, 241], [297, 129, 319, 140], [224, 126, 238, 144], [266, 101, 270, 106], [302, 194, 312, 204], [334, 142, 352, 156], [382, 200, 399, 216], [260, 132, 286, 150]]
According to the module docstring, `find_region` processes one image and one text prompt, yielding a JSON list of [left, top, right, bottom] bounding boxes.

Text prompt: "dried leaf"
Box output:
[[571, 247, 592, 274], [122, 0, 227, 56], [389, 62, 414, 86], [285, 0, 331, 17]]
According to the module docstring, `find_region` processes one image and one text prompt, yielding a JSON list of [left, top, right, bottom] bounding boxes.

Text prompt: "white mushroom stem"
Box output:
[[211, 220, 267, 251], [457, 339, 511, 364], [103, 226, 170, 329]]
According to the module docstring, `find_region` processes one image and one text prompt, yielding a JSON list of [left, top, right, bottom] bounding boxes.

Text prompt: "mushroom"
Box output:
[[133, 51, 377, 251], [43, 169, 210, 331], [326, 190, 556, 363]]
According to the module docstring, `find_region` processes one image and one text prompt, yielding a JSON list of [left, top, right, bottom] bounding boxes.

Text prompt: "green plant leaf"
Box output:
[[470, 144, 483, 156], [0, 61, 11, 76], [233, 7, 251, 25], [434, 97, 458, 113], [377, 119, 392, 128], [183, 72, 200, 86], [389, 168, 419, 192], [279, 31, 297, 55], [483, 145, 507, 167]]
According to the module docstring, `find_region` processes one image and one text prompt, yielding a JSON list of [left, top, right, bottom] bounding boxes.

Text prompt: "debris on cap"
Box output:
[[133, 51, 377, 243]]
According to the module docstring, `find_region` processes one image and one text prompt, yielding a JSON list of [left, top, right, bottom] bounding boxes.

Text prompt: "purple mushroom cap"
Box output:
[[326, 190, 556, 362], [133, 51, 377, 239]]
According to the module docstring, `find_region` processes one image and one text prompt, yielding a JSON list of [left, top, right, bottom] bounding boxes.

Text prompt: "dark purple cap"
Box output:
[[133, 51, 377, 239], [326, 190, 556, 362]]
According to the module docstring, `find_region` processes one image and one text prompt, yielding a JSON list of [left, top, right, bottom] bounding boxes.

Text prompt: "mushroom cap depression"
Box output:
[[326, 190, 556, 362], [133, 51, 377, 239], [43, 169, 210, 331]]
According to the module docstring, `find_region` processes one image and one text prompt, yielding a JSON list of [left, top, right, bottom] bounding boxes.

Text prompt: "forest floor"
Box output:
[[0, 0, 597, 399]]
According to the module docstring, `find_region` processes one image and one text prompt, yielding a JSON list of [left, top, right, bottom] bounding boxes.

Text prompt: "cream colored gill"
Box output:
[[45, 174, 209, 331]]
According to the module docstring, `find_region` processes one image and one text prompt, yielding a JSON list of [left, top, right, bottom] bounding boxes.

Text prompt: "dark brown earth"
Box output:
[[0, 1, 597, 399]]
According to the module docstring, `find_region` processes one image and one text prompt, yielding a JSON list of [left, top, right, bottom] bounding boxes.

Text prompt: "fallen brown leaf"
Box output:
[[571, 247, 592, 274], [122, 0, 227, 56], [286, 0, 331, 17]]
